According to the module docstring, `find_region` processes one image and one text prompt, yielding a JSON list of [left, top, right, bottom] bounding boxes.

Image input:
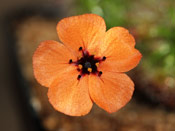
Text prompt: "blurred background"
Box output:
[[0, 0, 174, 131]]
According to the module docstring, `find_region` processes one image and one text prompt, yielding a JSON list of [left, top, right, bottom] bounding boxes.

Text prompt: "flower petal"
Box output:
[[89, 72, 134, 113], [98, 49, 142, 73], [33, 40, 76, 87], [97, 27, 136, 55], [48, 71, 93, 116], [97, 27, 142, 72], [57, 14, 106, 55]]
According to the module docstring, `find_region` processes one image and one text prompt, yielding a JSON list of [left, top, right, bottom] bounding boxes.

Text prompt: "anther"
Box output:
[[77, 75, 81, 80], [98, 71, 103, 76], [95, 62, 99, 67], [87, 68, 92, 73], [69, 59, 73, 64], [102, 56, 106, 61], [79, 47, 83, 51], [78, 64, 83, 69]]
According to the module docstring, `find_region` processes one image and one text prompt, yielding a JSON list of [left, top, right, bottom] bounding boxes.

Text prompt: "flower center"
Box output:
[[84, 62, 91, 68], [69, 47, 106, 80]]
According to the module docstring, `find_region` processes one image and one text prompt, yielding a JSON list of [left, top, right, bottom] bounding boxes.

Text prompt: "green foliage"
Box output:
[[76, 0, 129, 28]]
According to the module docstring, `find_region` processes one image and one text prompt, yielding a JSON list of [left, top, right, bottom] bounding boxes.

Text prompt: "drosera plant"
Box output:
[[33, 14, 142, 116]]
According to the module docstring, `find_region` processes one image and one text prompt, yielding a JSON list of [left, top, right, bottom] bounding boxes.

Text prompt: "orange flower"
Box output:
[[33, 14, 142, 116]]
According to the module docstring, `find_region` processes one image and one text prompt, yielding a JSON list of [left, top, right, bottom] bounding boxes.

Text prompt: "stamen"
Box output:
[[69, 59, 73, 64], [98, 71, 103, 76], [95, 62, 99, 67], [102, 56, 106, 61], [78, 64, 83, 69], [77, 75, 81, 80], [87, 68, 92, 73], [79, 47, 83, 51], [73, 50, 106, 76]]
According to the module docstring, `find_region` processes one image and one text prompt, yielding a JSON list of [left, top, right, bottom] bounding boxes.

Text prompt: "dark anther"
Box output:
[[77, 75, 81, 80], [79, 47, 83, 51], [69, 59, 73, 64], [102, 56, 106, 61], [98, 71, 103, 76]]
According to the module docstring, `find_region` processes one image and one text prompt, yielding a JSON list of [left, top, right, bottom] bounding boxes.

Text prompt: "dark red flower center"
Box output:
[[69, 47, 106, 80]]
